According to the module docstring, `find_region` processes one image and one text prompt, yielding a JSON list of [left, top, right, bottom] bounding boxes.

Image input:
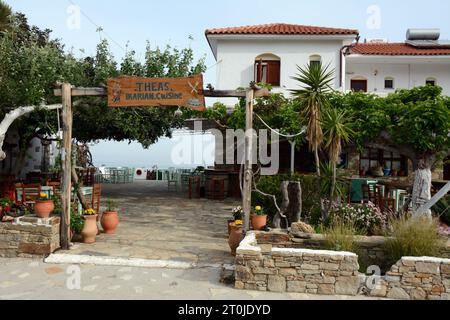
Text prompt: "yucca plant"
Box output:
[[322, 108, 354, 200], [0, 1, 12, 32], [291, 62, 335, 177]]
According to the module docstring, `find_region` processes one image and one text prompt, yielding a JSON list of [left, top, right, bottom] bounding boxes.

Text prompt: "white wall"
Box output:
[[346, 60, 450, 96], [215, 39, 346, 98]]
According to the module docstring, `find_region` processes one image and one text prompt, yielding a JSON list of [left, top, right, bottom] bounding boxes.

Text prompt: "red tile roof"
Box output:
[[206, 23, 359, 36], [350, 43, 450, 56]]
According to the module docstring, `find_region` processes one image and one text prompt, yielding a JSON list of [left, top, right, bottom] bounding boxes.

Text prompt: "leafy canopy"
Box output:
[[0, 12, 206, 150]]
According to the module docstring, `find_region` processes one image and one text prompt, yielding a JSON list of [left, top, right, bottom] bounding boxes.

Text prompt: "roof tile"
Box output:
[[206, 23, 359, 36], [351, 43, 450, 56]]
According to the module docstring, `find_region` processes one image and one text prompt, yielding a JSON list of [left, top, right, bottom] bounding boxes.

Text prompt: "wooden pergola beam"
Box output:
[[54, 87, 270, 99]]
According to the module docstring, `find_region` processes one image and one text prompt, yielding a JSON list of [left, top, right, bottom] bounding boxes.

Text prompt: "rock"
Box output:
[[415, 262, 440, 274], [410, 287, 427, 300], [268, 275, 286, 293], [370, 284, 388, 297], [335, 276, 360, 296], [235, 281, 245, 290], [287, 281, 306, 293], [291, 222, 315, 235], [235, 266, 253, 282], [387, 287, 410, 300], [318, 284, 335, 295]]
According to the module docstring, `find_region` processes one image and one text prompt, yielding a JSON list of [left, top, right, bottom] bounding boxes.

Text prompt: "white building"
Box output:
[[205, 23, 450, 101]]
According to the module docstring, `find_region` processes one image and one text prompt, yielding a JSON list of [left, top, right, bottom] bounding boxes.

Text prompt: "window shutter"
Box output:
[[267, 61, 280, 86]]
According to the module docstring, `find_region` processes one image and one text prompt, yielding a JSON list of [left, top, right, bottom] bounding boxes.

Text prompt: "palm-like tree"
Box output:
[[322, 108, 353, 201], [291, 62, 335, 176], [0, 1, 12, 32]]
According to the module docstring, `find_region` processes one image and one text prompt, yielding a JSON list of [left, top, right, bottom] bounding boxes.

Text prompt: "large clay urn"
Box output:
[[81, 215, 98, 244], [34, 200, 55, 219], [228, 223, 243, 256], [101, 211, 119, 234]]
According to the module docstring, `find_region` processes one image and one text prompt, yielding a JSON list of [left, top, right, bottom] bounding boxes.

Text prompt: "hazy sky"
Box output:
[[6, 0, 450, 168]]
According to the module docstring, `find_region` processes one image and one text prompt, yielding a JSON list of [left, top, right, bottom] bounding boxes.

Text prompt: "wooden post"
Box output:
[[61, 83, 73, 250], [243, 88, 255, 235]]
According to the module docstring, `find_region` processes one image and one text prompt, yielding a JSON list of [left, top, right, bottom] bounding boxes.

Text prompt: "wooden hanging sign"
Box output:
[[107, 74, 205, 111]]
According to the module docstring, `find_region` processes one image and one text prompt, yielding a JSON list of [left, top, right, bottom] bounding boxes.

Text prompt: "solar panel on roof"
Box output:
[[406, 40, 450, 48]]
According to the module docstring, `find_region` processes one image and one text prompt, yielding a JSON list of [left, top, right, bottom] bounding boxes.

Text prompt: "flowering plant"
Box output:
[[328, 202, 387, 235], [254, 206, 265, 216], [234, 220, 243, 227], [84, 208, 97, 216], [38, 193, 50, 201], [232, 206, 243, 221]]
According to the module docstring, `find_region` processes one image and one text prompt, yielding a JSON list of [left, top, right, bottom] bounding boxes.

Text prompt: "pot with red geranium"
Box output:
[[81, 208, 98, 244], [0, 198, 12, 221], [34, 193, 55, 218]]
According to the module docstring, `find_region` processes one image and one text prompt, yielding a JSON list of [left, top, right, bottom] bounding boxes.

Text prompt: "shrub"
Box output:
[[384, 216, 445, 265], [328, 202, 387, 236], [70, 209, 84, 234], [324, 220, 359, 253]]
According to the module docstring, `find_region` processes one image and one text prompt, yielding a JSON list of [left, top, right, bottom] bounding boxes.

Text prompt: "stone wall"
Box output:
[[0, 216, 60, 258], [369, 257, 450, 300], [256, 228, 450, 272], [235, 232, 450, 300], [235, 233, 362, 295]]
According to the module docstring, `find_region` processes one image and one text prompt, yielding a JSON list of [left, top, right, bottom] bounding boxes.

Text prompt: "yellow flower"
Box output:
[[84, 208, 96, 215], [40, 193, 48, 199], [235, 220, 243, 226], [255, 206, 262, 211]]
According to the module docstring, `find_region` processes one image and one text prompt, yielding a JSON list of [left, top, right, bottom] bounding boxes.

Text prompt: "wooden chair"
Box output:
[[91, 183, 101, 213], [22, 183, 42, 204], [47, 181, 61, 198]]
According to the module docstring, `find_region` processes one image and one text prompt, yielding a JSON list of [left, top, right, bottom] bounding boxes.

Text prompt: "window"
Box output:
[[426, 78, 437, 86], [309, 54, 322, 67], [360, 148, 407, 175], [384, 77, 394, 89], [350, 78, 368, 92], [254, 54, 281, 86]]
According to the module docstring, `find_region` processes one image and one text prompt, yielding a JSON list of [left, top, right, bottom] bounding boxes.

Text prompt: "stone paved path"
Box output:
[[64, 181, 239, 266]]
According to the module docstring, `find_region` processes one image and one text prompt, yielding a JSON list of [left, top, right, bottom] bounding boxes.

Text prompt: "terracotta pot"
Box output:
[[101, 211, 119, 234], [228, 224, 243, 256], [34, 200, 55, 218], [81, 215, 98, 244], [251, 214, 267, 231]]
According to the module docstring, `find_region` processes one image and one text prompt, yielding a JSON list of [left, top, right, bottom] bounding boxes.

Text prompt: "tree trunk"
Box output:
[[411, 157, 433, 218], [71, 166, 88, 211], [330, 163, 337, 202], [314, 147, 321, 177], [0, 104, 62, 161]]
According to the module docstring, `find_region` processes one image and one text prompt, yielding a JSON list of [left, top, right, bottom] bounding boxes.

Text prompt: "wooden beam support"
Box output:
[[60, 83, 73, 250], [243, 88, 255, 236], [54, 87, 270, 99]]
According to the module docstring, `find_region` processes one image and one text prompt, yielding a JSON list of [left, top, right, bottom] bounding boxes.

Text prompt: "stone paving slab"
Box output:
[[60, 181, 239, 267]]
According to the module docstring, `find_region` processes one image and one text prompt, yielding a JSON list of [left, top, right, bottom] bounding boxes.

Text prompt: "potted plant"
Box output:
[[34, 193, 55, 218], [101, 199, 120, 235], [81, 208, 98, 244], [228, 219, 243, 256], [229, 206, 243, 235], [251, 205, 267, 231], [70, 208, 84, 242], [0, 198, 12, 221]]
